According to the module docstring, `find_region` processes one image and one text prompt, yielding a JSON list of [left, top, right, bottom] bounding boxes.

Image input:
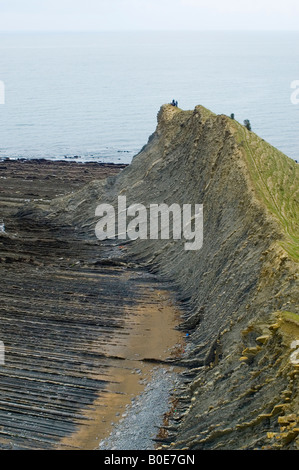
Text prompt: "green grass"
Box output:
[[229, 119, 299, 260], [196, 105, 216, 122], [279, 310, 299, 323]]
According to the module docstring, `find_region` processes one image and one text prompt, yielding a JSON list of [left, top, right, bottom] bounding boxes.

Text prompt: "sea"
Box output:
[[0, 31, 298, 164]]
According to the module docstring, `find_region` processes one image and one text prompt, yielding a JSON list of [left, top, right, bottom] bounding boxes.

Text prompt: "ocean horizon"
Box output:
[[0, 31, 298, 163]]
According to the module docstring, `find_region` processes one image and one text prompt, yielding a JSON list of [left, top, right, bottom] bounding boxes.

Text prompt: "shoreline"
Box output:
[[0, 156, 129, 167], [0, 157, 128, 167]]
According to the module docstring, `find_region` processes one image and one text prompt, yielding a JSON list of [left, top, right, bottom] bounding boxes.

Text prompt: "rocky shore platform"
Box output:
[[0, 159, 185, 450]]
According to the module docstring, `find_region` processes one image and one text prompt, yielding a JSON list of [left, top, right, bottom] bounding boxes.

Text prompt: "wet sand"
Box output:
[[0, 159, 184, 450], [58, 287, 184, 450]]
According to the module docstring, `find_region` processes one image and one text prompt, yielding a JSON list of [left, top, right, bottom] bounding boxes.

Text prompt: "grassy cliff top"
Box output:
[[227, 117, 298, 260]]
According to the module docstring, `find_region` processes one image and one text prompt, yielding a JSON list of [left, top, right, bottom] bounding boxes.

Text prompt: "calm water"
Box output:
[[0, 31, 298, 163]]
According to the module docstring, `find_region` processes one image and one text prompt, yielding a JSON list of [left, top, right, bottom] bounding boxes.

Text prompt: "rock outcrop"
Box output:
[[21, 104, 299, 449]]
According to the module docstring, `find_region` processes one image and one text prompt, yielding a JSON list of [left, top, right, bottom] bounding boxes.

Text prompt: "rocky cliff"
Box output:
[[29, 104, 299, 449]]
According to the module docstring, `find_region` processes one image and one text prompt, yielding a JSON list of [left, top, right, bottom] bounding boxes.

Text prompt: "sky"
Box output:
[[0, 0, 298, 31]]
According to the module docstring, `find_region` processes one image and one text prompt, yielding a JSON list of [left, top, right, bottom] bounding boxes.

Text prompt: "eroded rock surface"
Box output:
[[3, 103, 299, 450], [41, 104, 298, 449]]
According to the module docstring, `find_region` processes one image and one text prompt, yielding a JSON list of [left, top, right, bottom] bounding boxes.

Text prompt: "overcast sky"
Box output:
[[0, 0, 298, 32]]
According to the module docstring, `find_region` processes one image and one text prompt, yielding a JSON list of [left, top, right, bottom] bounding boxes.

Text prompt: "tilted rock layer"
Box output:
[[42, 104, 299, 449]]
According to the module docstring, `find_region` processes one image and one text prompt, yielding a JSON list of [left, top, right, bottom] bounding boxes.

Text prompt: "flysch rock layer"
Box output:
[[18, 104, 299, 450]]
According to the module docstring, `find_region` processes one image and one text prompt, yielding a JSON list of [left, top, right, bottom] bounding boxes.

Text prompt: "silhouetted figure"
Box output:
[[171, 99, 178, 107], [244, 119, 252, 131]]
